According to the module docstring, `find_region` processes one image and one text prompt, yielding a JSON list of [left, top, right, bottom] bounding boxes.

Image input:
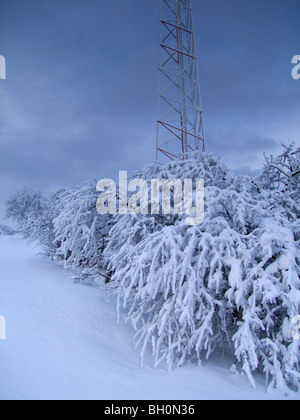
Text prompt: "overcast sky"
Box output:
[[0, 0, 299, 217]]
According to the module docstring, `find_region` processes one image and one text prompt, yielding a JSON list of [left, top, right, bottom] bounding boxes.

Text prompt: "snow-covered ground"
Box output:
[[0, 235, 299, 400]]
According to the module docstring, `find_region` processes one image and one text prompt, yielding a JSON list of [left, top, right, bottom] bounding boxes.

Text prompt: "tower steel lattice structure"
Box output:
[[156, 0, 205, 160]]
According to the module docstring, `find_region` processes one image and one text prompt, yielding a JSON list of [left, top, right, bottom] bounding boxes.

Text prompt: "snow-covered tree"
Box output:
[[260, 143, 300, 193], [52, 182, 113, 269], [105, 150, 300, 392], [34, 189, 67, 257], [0, 224, 15, 236], [5, 188, 46, 238]]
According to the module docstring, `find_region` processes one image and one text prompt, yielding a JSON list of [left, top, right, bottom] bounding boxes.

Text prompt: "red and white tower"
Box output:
[[156, 0, 205, 160]]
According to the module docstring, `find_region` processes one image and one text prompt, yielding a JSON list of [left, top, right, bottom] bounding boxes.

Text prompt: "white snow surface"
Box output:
[[0, 235, 299, 400]]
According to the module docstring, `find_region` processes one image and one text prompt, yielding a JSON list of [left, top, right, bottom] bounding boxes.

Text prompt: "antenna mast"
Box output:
[[156, 0, 205, 160]]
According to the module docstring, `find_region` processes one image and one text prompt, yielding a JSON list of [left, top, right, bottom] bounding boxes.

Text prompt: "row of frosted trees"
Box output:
[[6, 144, 300, 393]]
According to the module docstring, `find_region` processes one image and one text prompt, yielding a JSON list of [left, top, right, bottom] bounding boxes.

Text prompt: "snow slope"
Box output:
[[0, 235, 299, 400]]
